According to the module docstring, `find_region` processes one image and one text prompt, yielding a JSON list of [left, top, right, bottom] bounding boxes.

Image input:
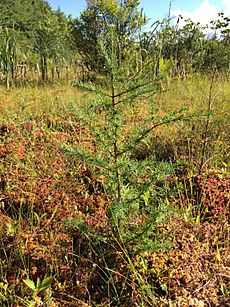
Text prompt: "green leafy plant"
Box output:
[[220, 283, 230, 296], [23, 276, 52, 307]]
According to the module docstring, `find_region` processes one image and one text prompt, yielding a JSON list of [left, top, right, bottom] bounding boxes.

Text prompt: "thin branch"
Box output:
[[118, 113, 195, 157], [110, 79, 154, 101]]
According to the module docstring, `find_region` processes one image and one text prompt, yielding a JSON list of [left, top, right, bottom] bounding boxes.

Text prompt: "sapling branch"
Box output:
[[110, 79, 154, 101], [117, 114, 192, 157]]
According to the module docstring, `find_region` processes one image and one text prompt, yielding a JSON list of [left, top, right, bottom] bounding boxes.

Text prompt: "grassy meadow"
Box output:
[[0, 74, 230, 306]]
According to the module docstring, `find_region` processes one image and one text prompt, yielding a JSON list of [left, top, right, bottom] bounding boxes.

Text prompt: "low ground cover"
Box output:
[[0, 75, 229, 306]]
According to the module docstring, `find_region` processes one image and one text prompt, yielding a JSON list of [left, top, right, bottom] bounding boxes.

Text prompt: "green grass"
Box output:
[[0, 74, 229, 306]]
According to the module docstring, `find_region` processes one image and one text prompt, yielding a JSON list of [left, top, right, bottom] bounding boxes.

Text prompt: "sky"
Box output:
[[48, 0, 230, 26]]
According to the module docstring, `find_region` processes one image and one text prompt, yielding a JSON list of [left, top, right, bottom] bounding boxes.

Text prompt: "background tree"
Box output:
[[73, 0, 147, 74], [33, 9, 73, 82], [0, 0, 75, 85], [208, 13, 230, 72]]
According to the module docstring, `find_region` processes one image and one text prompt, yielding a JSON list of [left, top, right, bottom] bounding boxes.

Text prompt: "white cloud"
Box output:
[[172, 0, 225, 27]]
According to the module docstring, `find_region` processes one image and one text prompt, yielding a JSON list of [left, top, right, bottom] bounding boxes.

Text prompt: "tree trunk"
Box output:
[[40, 54, 48, 82]]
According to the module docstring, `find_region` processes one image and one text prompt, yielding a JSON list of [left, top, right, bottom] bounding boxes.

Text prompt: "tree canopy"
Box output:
[[0, 0, 229, 87]]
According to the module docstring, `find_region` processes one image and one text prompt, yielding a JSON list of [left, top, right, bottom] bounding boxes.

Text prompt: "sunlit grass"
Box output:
[[0, 84, 83, 123], [0, 74, 229, 306]]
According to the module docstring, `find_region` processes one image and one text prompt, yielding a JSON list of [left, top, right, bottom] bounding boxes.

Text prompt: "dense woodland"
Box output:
[[0, 1, 230, 306], [0, 0, 229, 88]]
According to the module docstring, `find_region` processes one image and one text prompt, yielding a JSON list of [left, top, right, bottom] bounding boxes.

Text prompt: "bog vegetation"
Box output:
[[0, 0, 229, 306]]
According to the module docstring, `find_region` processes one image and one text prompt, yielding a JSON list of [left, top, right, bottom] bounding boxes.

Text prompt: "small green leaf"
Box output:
[[160, 283, 168, 293], [220, 284, 230, 295], [38, 276, 52, 292], [36, 277, 41, 288], [23, 279, 36, 291]]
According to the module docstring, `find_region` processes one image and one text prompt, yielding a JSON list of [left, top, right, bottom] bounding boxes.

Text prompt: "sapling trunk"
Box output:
[[111, 79, 122, 203]]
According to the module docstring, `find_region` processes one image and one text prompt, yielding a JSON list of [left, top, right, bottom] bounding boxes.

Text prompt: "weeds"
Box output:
[[23, 276, 52, 307], [0, 75, 229, 306]]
